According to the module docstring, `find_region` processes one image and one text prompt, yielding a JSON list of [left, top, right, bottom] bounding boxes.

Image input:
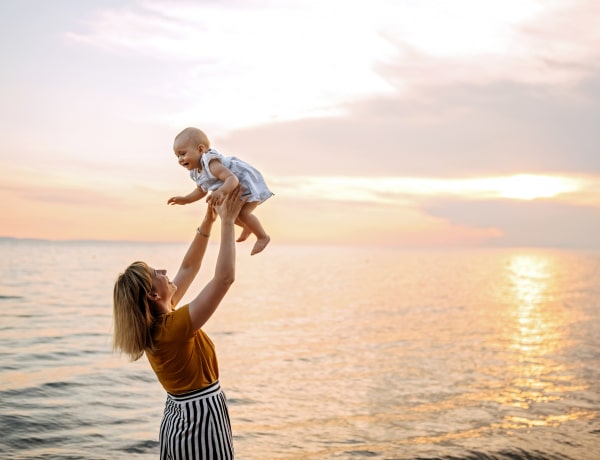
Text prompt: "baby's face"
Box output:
[[173, 138, 204, 170]]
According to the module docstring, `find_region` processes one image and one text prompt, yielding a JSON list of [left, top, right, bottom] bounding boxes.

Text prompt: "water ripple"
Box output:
[[414, 449, 572, 460], [0, 243, 599, 459]]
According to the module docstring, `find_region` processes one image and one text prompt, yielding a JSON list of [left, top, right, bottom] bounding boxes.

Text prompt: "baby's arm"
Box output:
[[168, 186, 207, 205], [206, 161, 240, 206]]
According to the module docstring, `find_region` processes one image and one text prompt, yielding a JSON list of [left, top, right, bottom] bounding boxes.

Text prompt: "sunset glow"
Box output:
[[274, 174, 589, 203], [0, 1, 599, 247], [487, 174, 582, 200]]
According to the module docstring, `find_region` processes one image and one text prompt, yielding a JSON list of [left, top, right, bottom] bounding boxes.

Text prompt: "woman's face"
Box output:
[[150, 268, 177, 302]]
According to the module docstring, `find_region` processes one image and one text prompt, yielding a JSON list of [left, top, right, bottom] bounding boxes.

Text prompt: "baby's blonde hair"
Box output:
[[175, 127, 211, 149], [113, 261, 157, 361]]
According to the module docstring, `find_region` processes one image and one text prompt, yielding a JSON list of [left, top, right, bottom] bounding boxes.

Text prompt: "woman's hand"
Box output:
[[216, 186, 246, 223], [203, 203, 217, 224]]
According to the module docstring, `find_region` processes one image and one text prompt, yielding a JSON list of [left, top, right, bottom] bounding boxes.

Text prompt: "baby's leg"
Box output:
[[235, 218, 252, 242], [238, 201, 270, 255]]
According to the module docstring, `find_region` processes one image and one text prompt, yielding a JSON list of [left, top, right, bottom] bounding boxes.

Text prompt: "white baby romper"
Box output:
[[190, 149, 274, 203]]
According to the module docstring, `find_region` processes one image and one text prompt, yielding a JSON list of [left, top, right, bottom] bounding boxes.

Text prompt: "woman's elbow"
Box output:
[[216, 273, 235, 287]]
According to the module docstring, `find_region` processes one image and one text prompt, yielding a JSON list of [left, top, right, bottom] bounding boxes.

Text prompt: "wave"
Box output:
[[121, 439, 160, 454], [414, 449, 572, 460]]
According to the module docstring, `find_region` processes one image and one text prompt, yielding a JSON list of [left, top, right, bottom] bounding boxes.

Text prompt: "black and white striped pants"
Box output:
[[159, 381, 234, 459]]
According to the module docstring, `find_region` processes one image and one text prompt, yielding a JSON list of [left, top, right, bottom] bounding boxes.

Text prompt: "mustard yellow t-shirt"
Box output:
[[146, 304, 219, 394]]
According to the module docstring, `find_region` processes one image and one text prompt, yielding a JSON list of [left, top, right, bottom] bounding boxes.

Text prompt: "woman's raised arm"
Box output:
[[188, 186, 246, 330], [170, 204, 217, 307]]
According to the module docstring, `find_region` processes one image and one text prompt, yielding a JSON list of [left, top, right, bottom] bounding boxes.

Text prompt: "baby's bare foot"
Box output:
[[251, 235, 270, 255], [236, 228, 252, 242]]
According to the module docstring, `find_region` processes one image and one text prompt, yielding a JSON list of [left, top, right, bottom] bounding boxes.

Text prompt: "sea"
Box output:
[[0, 239, 599, 460]]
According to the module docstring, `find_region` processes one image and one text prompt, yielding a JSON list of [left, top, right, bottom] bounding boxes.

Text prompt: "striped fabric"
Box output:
[[159, 381, 234, 459]]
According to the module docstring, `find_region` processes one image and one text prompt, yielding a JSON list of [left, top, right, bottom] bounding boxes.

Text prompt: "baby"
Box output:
[[168, 127, 273, 255]]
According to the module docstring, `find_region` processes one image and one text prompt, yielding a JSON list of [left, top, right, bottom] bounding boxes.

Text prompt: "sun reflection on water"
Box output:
[[496, 252, 584, 426], [500, 254, 563, 409]]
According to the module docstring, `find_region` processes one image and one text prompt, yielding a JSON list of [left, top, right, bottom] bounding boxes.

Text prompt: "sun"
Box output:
[[493, 174, 581, 200]]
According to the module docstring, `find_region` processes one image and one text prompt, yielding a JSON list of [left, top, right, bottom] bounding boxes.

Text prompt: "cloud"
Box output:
[[424, 199, 600, 248], [62, 0, 600, 135], [64, 0, 396, 131], [0, 182, 122, 208], [270, 174, 596, 205], [217, 69, 600, 178], [379, 0, 600, 90]]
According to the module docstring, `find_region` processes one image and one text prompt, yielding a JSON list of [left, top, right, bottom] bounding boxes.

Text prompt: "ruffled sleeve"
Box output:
[[200, 149, 224, 180]]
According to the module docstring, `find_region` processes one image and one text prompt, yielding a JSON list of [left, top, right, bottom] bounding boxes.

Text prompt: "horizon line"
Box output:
[[0, 236, 598, 251]]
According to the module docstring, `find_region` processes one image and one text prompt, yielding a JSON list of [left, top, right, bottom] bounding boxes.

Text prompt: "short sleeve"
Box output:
[[200, 149, 223, 180], [157, 304, 195, 342]]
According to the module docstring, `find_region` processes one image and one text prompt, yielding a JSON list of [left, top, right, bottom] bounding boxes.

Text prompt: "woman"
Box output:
[[113, 186, 246, 459]]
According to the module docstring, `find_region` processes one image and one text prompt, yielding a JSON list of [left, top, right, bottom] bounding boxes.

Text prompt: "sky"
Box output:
[[1, 0, 599, 248]]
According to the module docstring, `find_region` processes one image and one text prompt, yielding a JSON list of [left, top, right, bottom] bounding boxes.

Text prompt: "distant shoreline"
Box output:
[[0, 236, 184, 245], [1, 236, 598, 252]]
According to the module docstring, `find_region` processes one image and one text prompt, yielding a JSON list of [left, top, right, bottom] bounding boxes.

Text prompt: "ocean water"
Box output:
[[0, 239, 599, 460]]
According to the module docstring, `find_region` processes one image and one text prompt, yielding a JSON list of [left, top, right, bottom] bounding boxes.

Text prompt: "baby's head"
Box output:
[[173, 127, 211, 170], [174, 127, 211, 152]]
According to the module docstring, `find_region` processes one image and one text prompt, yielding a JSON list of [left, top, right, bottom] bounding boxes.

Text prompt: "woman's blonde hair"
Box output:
[[113, 261, 157, 361]]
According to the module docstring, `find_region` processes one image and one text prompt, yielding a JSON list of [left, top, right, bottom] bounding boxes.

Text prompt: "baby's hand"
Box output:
[[167, 196, 188, 205], [207, 190, 226, 206]]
